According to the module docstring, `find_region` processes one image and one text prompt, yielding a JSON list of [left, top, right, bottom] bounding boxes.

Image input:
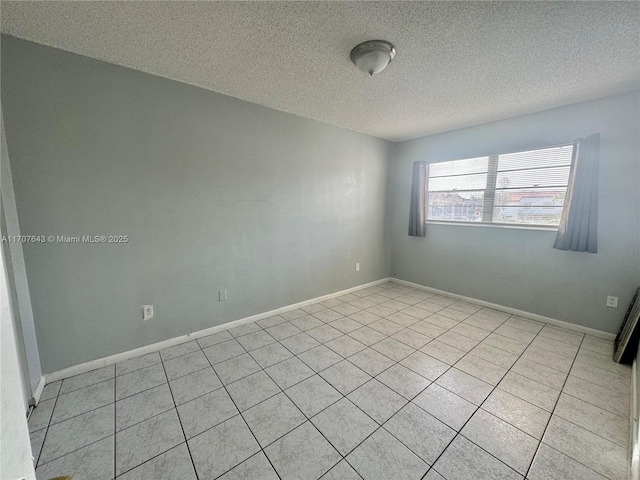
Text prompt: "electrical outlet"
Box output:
[[355, 263, 360, 272], [142, 305, 154, 321], [606, 296, 619, 308], [219, 289, 228, 301]]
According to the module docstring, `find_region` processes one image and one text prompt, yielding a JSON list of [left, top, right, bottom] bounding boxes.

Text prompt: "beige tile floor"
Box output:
[[28, 282, 631, 479]]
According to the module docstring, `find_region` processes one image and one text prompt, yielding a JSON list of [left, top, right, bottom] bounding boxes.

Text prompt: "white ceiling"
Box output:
[[1, 1, 639, 142]]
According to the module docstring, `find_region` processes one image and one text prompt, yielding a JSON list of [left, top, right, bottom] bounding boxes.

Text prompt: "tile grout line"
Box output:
[[32, 284, 625, 480], [569, 359, 632, 383], [277, 316, 447, 476], [32, 387, 60, 469], [195, 335, 285, 480], [142, 292, 536, 476], [559, 388, 630, 424], [462, 337, 590, 479], [48, 304, 578, 436], [86, 357, 202, 479], [477, 332, 623, 479], [327, 303, 519, 476], [34, 366, 115, 469], [55, 375, 116, 397], [522, 334, 608, 480], [36, 431, 115, 470], [158, 350, 202, 480], [337, 378, 437, 470], [421, 312, 541, 480], [341, 356, 458, 475], [44, 372, 172, 431], [344, 366, 464, 476], [455, 328, 578, 376], [26, 302, 464, 395], [42, 331, 608, 479], [524, 443, 609, 480], [45, 381, 117, 428], [272, 398, 350, 478], [196, 295, 423, 476], [229, 327, 357, 478], [261, 317, 415, 475], [90, 296, 512, 472], [560, 359, 631, 417], [108, 355, 220, 478], [22, 289, 450, 466]]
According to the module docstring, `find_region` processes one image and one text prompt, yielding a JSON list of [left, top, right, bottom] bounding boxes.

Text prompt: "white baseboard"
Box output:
[[45, 276, 616, 385], [390, 278, 616, 340], [30, 376, 45, 406], [44, 278, 391, 384]]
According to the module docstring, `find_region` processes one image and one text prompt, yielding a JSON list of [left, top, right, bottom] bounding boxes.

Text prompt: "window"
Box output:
[[426, 144, 574, 227]]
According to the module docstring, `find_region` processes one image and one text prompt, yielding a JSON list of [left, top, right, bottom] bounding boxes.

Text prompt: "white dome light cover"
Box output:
[[350, 40, 396, 76]]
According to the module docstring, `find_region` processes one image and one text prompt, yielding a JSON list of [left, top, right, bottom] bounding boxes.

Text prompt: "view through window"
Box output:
[[426, 144, 574, 227]]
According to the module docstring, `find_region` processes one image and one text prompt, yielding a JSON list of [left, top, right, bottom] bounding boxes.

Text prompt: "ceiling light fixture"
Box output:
[[350, 40, 396, 76]]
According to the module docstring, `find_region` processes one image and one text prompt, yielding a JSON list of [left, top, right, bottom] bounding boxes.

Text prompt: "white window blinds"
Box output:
[[426, 144, 574, 227]]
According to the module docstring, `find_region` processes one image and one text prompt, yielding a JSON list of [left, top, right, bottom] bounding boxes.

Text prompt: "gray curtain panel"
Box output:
[[408, 161, 427, 237], [553, 133, 600, 253]]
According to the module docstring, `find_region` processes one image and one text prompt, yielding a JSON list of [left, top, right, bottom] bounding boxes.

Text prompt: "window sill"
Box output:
[[425, 220, 558, 232]]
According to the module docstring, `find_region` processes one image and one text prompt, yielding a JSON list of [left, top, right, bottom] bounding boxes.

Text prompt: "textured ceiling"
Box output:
[[1, 1, 639, 142]]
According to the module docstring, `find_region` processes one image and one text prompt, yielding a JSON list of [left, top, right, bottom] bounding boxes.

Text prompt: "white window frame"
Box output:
[[425, 143, 575, 230]]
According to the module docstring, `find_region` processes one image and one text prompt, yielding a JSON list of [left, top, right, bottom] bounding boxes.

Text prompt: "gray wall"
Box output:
[[3, 34, 639, 376], [1, 36, 391, 373], [388, 91, 640, 334], [1, 106, 42, 397]]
